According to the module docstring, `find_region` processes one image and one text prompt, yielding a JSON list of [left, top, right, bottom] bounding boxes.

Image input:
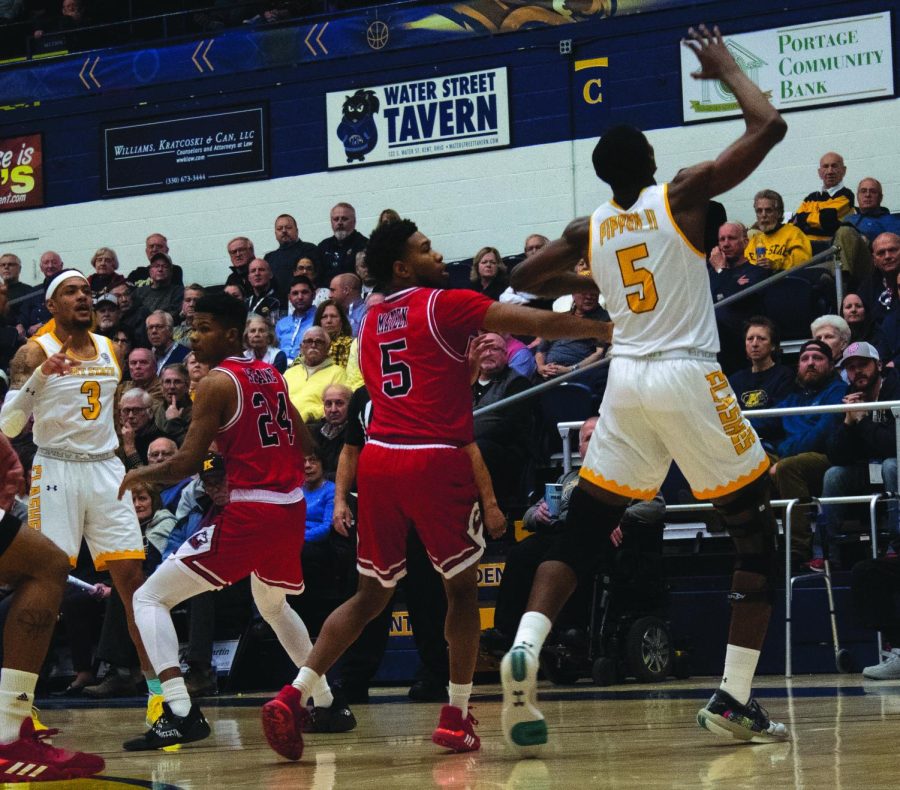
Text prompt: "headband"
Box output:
[[46, 269, 89, 301]]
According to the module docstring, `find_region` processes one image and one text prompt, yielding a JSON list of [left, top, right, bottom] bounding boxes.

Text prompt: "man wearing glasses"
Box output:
[[284, 326, 347, 422], [225, 236, 255, 293]]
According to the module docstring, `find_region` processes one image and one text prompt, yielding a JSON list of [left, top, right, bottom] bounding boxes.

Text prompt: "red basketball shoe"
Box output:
[[0, 717, 105, 782], [431, 705, 480, 753], [262, 684, 310, 761]]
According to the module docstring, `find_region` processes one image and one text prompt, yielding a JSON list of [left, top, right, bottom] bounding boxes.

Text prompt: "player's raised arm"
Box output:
[[118, 372, 231, 496], [672, 25, 786, 205], [483, 300, 612, 345], [509, 217, 598, 298]]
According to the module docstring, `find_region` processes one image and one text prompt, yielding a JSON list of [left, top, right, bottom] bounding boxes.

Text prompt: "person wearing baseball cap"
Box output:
[[816, 339, 900, 573], [94, 292, 122, 338], [758, 336, 848, 569]]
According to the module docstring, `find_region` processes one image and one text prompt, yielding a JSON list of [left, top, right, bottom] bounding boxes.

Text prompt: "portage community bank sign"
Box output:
[[681, 13, 894, 121]]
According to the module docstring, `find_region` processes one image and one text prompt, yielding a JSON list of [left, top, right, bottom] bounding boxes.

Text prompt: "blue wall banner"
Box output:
[[326, 67, 510, 168], [102, 105, 268, 197]]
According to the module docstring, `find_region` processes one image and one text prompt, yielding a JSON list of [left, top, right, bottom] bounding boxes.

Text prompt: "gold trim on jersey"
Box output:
[[691, 456, 769, 500], [578, 466, 658, 501], [105, 335, 122, 381], [662, 183, 705, 259], [94, 549, 145, 571]]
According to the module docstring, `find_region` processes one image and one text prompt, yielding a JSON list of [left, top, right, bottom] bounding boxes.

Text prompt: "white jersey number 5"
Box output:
[[616, 243, 659, 314]]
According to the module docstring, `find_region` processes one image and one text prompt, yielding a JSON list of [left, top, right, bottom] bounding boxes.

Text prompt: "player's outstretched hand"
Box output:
[[40, 335, 81, 376], [683, 25, 738, 82]]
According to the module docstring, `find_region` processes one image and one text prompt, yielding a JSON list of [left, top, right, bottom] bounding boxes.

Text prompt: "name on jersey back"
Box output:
[[596, 208, 660, 246], [377, 307, 409, 334], [243, 367, 277, 385]]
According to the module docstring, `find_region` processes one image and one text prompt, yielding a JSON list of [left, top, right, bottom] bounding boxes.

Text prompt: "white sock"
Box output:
[[448, 681, 471, 714], [314, 676, 333, 708], [513, 611, 552, 655], [292, 666, 320, 706], [0, 668, 37, 743], [719, 644, 760, 705], [161, 677, 192, 718]]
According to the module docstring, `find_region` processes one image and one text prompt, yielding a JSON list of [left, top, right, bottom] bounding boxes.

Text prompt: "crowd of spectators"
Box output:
[[2, 147, 899, 692]]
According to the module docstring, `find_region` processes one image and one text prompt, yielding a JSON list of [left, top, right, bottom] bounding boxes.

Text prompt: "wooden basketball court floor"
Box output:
[[20, 674, 900, 789]]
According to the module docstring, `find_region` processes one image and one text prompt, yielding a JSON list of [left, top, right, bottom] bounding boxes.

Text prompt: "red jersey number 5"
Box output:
[[380, 340, 412, 398]]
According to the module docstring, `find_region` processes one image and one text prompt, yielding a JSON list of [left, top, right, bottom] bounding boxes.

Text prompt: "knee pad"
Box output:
[[251, 574, 288, 622], [729, 568, 772, 606]]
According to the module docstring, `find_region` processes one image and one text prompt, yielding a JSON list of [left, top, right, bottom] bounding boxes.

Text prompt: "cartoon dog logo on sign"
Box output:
[[337, 89, 379, 163]]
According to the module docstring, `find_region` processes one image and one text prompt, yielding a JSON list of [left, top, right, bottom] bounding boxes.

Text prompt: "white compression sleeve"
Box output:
[[0, 366, 49, 437]]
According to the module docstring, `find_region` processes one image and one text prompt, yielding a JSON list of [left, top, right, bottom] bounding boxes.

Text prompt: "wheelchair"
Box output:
[[539, 520, 691, 686]]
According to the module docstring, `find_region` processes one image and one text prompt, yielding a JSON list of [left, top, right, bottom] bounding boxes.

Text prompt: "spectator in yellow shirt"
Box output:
[[746, 189, 813, 272]]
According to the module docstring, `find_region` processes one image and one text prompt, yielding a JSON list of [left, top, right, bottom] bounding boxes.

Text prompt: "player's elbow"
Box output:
[[762, 113, 787, 144]]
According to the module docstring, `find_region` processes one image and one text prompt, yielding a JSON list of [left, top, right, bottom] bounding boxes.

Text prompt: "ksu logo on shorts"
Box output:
[[468, 502, 482, 534], [188, 531, 210, 550]]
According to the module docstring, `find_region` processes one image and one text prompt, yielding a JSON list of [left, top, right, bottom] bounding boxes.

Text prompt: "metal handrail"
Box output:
[[713, 243, 839, 311], [556, 399, 900, 678], [653, 494, 889, 679]]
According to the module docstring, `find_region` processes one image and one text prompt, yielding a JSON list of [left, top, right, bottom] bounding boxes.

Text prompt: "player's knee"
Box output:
[[730, 567, 773, 607], [714, 476, 775, 539], [252, 588, 288, 623], [133, 573, 176, 614], [39, 542, 70, 586]]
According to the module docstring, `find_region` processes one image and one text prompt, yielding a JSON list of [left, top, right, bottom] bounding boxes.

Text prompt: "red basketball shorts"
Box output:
[[356, 441, 484, 587], [173, 499, 306, 592]]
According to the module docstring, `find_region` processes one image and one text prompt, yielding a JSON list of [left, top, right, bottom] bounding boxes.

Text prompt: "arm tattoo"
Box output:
[[9, 344, 41, 390]]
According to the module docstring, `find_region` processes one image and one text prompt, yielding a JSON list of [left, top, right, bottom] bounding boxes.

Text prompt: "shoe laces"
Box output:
[[26, 726, 69, 758], [745, 698, 770, 723]]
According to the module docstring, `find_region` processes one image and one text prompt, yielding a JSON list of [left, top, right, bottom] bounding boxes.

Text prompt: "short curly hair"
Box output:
[[365, 218, 418, 287], [592, 125, 654, 189]]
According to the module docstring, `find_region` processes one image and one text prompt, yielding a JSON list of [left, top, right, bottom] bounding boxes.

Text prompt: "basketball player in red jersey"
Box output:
[[261, 219, 610, 761], [118, 293, 331, 751]]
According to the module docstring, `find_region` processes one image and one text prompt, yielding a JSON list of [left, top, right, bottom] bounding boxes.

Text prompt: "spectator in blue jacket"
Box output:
[[302, 452, 335, 544], [753, 339, 848, 565], [843, 178, 900, 243]]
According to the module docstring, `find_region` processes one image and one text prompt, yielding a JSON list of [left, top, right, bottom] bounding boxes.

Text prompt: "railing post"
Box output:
[[833, 248, 844, 311], [560, 425, 573, 475], [784, 500, 796, 679]]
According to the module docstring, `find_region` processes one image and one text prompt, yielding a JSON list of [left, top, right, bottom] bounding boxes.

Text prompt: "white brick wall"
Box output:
[[2, 96, 897, 286]]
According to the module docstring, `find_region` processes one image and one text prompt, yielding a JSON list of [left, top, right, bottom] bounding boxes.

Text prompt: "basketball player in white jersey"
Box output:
[[0, 271, 158, 713], [500, 26, 790, 748]]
